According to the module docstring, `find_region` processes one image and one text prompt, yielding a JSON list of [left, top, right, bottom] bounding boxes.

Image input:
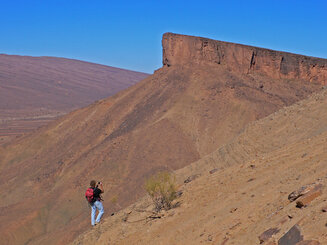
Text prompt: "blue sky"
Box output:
[[1, 0, 327, 73]]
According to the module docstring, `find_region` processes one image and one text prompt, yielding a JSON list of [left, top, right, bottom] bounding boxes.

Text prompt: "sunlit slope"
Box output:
[[72, 89, 327, 245], [0, 54, 148, 143]]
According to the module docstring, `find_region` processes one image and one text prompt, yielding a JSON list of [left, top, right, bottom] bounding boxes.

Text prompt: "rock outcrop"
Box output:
[[163, 33, 327, 84]]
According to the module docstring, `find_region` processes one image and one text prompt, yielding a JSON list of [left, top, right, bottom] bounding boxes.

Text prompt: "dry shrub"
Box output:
[[145, 171, 177, 212]]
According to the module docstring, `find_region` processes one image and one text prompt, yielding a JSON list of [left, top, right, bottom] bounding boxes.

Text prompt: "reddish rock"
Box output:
[[278, 225, 303, 245], [162, 33, 327, 84], [296, 189, 322, 208], [288, 183, 322, 202], [259, 228, 280, 243]]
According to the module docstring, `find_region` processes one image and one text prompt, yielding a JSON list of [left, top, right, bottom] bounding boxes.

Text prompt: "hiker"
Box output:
[[85, 180, 104, 226]]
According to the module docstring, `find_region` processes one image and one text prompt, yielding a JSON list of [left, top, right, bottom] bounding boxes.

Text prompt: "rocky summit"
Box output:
[[0, 33, 326, 245]]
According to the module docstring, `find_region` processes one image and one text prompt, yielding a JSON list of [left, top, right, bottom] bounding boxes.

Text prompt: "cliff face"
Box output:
[[163, 33, 327, 84]]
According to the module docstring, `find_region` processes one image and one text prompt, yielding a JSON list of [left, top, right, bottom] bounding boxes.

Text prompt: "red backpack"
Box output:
[[85, 188, 94, 203]]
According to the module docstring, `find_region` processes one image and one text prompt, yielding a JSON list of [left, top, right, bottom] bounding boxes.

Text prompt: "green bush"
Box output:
[[145, 171, 177, 212]]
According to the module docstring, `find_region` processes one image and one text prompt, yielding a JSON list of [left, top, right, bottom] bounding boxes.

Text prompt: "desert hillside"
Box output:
[[73, 88, 327, 245], [0, 54, 148, 144], [0, 33, 326, 245]]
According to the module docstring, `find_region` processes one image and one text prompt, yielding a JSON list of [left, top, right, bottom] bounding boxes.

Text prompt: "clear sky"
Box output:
[[1, 0, 327, 73]]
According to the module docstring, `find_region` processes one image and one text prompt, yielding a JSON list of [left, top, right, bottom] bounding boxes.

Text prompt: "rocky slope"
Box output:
[[0, 33, 326, 245], [72, 88, 327, 245], [0, 54, 148, 143]]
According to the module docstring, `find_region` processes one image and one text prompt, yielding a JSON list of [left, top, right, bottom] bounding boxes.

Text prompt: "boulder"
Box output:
[[296, 188, 322, 208], [288, 183, 322, 202], [278, 225, 303, 245], [258, 228, 280, 243]]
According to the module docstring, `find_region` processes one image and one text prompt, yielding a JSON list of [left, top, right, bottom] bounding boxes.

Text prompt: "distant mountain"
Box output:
[[0, 54, 149, 143], [0, 33, 326, 245]]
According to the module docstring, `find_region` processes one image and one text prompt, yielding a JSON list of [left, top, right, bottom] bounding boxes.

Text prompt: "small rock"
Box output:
[[207, 234, 213, 241], [247, 178, 255, 182], [278, 225, 303, 245], [209, 168, 219, 174], [57, 160, 64, 165], [258, 228, 280, 243], [184, 174, 200, 183], [230, 207, 237, 213], [321, 206, 327, 212], [175, 190, 183, 197]]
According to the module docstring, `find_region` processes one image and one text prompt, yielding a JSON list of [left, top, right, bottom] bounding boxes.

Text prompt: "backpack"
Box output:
[[85, 188, 94, 203]]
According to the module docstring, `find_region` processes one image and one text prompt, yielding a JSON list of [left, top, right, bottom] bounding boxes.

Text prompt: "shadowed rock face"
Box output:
[[0, 34, 326, 245], [163, 33, 327, 83]]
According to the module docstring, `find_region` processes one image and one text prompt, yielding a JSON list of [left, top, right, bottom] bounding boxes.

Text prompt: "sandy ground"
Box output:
[[72, 89, 327, 245]]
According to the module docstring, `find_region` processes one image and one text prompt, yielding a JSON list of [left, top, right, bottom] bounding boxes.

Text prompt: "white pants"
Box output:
[[91, 201, 104, 226]]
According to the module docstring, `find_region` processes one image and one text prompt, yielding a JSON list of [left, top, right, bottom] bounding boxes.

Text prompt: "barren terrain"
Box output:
[[0, 54, 148, 144], [73, 89, 327, 244], [0, 33, 326, 244]]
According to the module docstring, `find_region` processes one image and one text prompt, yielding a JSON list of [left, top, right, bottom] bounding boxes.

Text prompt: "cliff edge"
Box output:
[[163, 33, 327, 84]]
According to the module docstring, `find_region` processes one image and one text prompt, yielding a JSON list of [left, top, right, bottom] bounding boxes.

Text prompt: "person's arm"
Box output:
[[98, 182, 104, 193]]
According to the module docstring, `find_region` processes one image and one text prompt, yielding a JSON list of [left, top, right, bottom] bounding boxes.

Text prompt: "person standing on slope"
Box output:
[[85, 180, 104, 226]]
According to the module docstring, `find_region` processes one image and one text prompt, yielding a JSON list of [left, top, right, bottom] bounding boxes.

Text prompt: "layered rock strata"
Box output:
[[163, 32, 327, 84]]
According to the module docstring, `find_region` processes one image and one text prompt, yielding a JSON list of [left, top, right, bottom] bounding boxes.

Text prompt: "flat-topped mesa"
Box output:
[[162, 33, 327, 84]]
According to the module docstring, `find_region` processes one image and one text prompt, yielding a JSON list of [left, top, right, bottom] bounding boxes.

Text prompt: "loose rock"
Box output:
[[296, 188, 322, 208], [288, 183, 322, 202], [209, 168, 219, 174], [278, 225, 303, 245], [184, 174, 200, 183], [258, 228, 280, 243]]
